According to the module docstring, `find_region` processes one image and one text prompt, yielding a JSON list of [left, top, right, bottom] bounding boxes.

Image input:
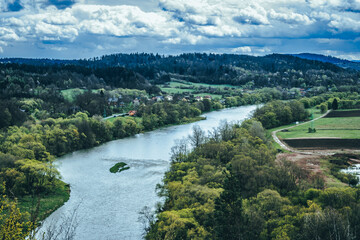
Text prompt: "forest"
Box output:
[[144, 107, 360, 240], [1, 53, 360, 89]]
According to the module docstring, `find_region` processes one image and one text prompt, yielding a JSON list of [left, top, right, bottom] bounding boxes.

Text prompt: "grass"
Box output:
[[308, 107, 323, 119], [159, 87, 195, 94], [277, 117, 360, 139], [110, 162, 130, 173], [159, 80, 241, 95], [17, 180, 70, 222], [319, 159, 347, 188], [61, 88, 86, 102], [105, 116, 142, 123], [194, 93, 222, 99], [61, 88, 99, 102], [267, 123, 299, 133], [170, 80, 241, 89]]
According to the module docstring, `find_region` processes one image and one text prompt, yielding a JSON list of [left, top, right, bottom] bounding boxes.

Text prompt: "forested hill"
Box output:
[[292, 53, 360, 71], [0, 62, 152, 92], [1, 53, 359, 89]]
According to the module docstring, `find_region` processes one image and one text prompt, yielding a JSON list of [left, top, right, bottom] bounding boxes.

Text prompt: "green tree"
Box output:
[[332, 98, 339, 110], [320, 103, 328, 114], [0, 184, 34, 239]]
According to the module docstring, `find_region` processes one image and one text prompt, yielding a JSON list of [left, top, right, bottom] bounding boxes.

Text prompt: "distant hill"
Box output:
[[291, 53, 360, 71], [1, 53, 359, 90]]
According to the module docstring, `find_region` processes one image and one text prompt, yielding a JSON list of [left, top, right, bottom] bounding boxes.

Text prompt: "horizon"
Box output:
[[0, 51, 359, 62], [1, 0, 360, 60]]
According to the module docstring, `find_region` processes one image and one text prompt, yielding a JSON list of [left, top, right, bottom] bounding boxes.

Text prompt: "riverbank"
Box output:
[[37, 105, 258, 239], [13, 111, 210, 226], [17, 180, 70, 223]]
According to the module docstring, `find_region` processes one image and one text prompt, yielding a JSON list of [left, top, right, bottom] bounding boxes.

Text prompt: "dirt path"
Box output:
[[271, 110, 335, 156]]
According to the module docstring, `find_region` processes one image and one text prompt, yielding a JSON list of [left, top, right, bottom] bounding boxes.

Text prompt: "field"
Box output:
[[194, 93, 222, 99], [158, 80, 240, 96], [277, 117, 360, 139], [324, 110, 360, 118], [165, 80, 240, 89], [308, 107, 323, 119], [283, 138, 360, 149], [61, 88, 99, 102], [159, 87, 195, 94]]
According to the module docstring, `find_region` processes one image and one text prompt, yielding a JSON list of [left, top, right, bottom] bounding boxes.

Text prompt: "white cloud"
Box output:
[[231, 46, 252, 53], [233, 4, 270, 25], [328, 14, 360, 32], [307, 0, 360, 11], [269, 9, 314, 25]]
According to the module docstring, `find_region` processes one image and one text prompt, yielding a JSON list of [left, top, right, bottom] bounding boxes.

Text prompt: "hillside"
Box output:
[[1, 53, 359, 90], [292, 53, 360, 71]]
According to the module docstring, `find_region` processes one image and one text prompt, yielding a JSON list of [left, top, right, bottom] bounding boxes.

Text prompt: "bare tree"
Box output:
[[170, 137, 190, 162], [138, 206, 155, 237], [188, 125, 207, 148], [36, 203, 81, 240]]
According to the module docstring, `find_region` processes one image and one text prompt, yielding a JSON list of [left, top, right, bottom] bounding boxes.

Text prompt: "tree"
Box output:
[[332, 98, 339, 110], [202, 99, 211, 112], [0, 184, 34, 239], [320, 103, 328, 114], [0, 107, 11, 129], [188, 125, 206, 148], [214, 171, 244, 240]]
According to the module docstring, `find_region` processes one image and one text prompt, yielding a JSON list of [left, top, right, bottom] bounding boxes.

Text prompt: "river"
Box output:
[[38, 105, 258, 240], [341, 164, 360, 183]]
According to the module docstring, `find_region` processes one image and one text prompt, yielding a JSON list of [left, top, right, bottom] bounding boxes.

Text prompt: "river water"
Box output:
[[38, 105, 257, 240], [341, 164, 360, 183]]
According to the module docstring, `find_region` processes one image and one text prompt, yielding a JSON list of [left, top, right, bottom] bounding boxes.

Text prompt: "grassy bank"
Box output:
[[17, 180, 70, 222]]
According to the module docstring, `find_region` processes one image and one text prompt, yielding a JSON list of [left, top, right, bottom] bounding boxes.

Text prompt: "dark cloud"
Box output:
[[48, 0, 76, 10], [7, 0, 23, 12]]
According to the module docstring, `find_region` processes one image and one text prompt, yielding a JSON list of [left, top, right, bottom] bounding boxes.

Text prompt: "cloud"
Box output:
[[0, 0, 359, 59], [233, 4, 270, 25], [328, 15, 360, 32], [269, 9, 314, 25], [307, 0, 360, 12], [231, 46, 252, 53]]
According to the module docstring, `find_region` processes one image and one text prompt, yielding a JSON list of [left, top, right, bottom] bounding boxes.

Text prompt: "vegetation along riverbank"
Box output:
[[144, 95, 360, 239], [1, 53, 360, 238]]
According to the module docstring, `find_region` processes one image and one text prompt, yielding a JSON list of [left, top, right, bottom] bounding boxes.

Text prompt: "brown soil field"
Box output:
[[324, 110, 360, 118], [283, 138, 360, 149]]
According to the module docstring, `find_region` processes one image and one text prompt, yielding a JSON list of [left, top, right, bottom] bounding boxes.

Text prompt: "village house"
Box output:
[[107, 97, 118, 106], [195, 96, 203, 101], [128, 110, 137, 116], [133, 98, 140, 107], [152, 96, 164, 102], [165, 95, 173, 101]]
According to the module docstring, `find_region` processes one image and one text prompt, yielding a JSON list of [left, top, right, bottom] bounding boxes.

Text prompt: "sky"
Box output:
[[0, 0, 360, 60]]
